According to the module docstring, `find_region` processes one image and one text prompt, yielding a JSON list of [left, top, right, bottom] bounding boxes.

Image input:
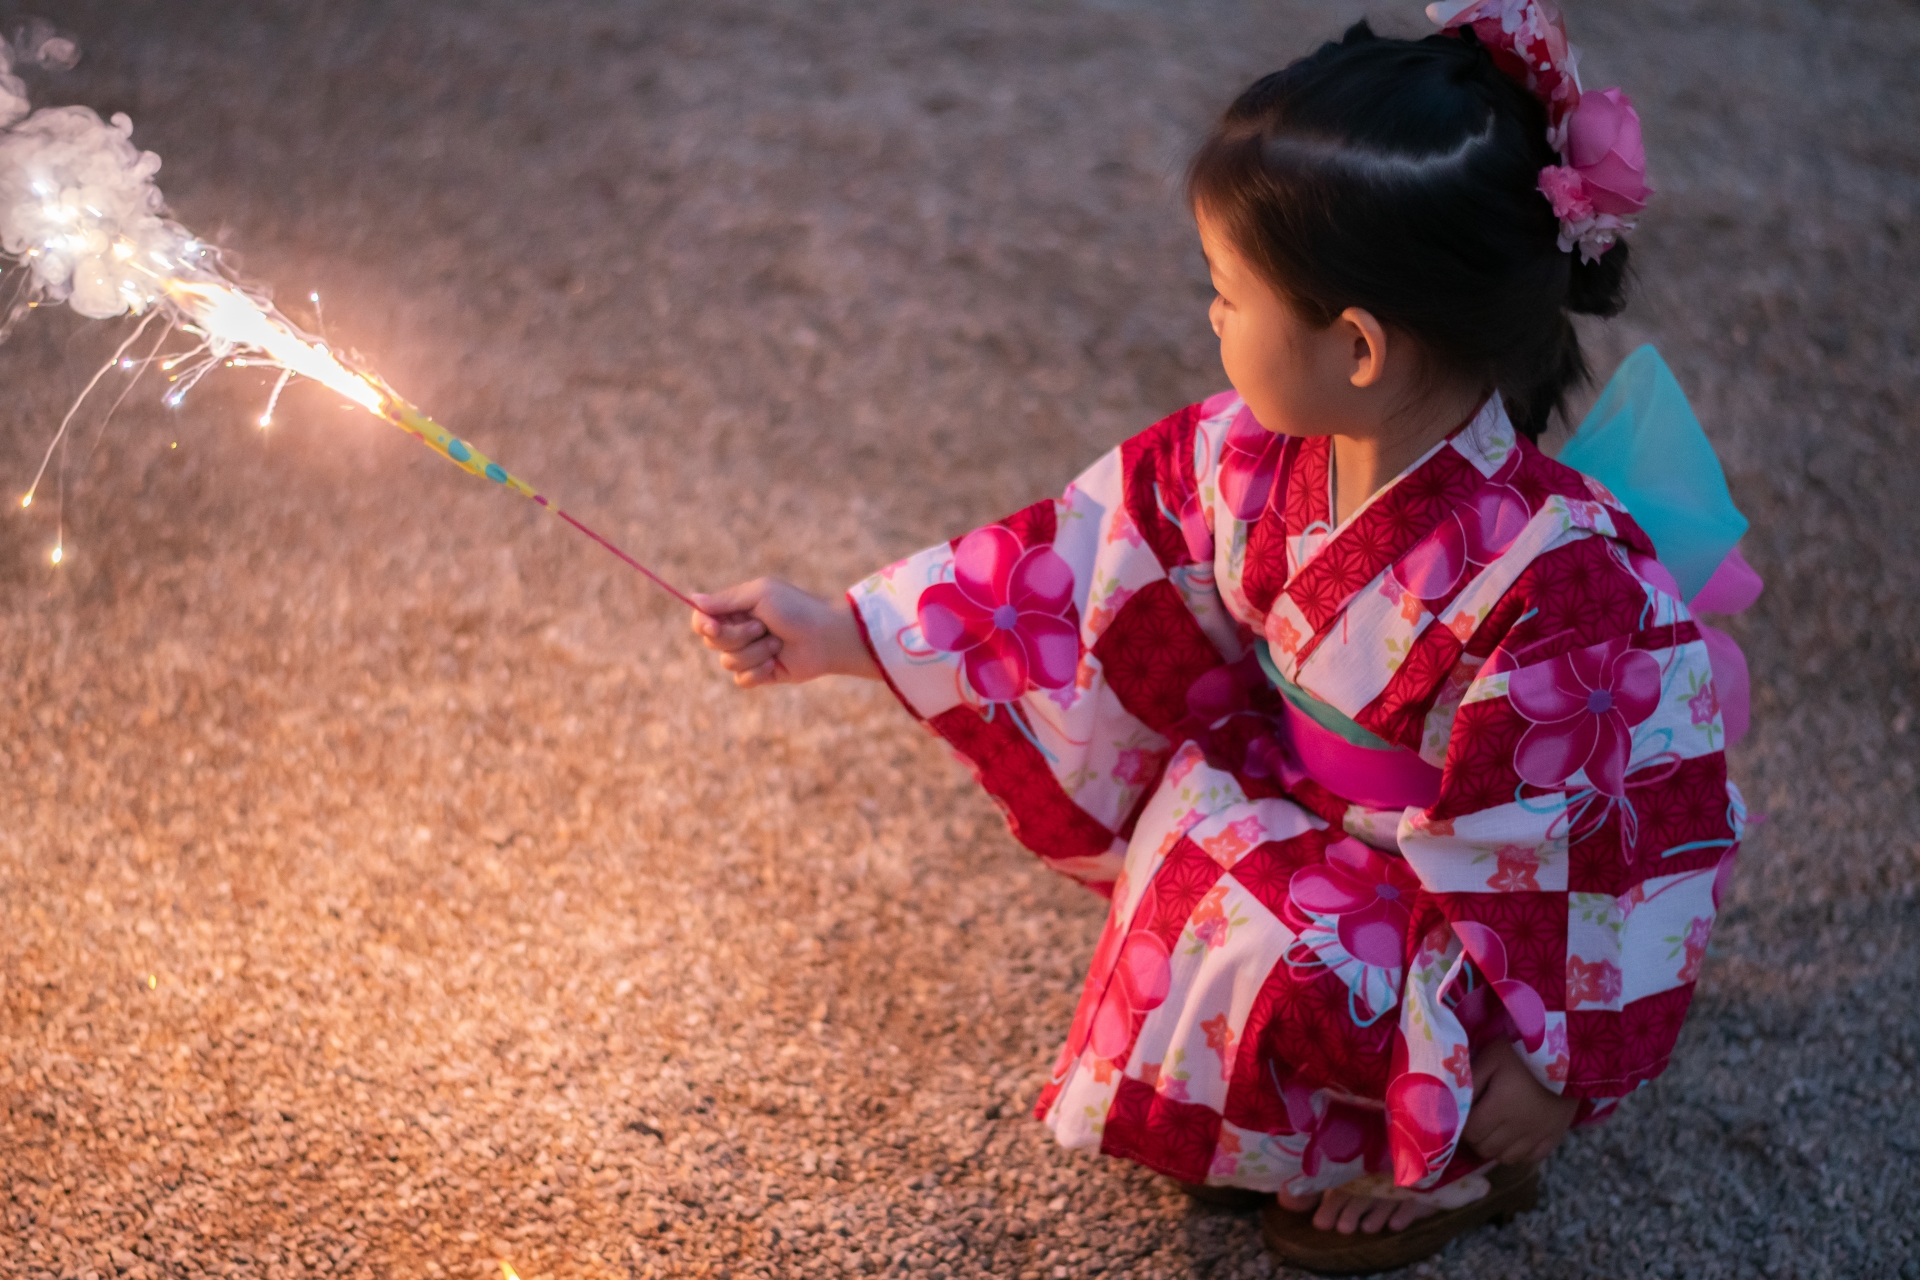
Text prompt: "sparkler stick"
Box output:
[[0, 100, 700, 610]]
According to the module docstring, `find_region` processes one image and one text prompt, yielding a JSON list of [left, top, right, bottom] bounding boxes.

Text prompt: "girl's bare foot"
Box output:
[[1279, 1184, 1440, 1234]]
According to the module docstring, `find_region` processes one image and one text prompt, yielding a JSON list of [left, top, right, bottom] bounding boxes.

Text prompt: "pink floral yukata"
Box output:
[[848, 391, 1744, 1198]]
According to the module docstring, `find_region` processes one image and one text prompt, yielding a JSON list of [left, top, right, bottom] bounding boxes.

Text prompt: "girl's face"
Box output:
[[1197, 208, 1363, 439]]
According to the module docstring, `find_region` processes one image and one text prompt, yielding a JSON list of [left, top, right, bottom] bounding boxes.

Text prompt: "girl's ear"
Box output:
[[1340, 307, 1390, 389]]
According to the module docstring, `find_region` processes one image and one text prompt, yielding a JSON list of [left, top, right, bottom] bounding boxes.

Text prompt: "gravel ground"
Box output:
[[2, 2, 1916, 1278]]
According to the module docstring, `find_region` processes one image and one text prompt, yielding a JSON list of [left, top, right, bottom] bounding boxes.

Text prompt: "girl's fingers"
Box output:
[[690, 582, 766, 618], [717, 635, 783, 673], [698, 614, 770, 651], [733, 658, 781, 688]]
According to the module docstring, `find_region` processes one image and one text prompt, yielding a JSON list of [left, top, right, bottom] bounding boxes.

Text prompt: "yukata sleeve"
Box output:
[[1395, 535, 1745, 1143], [847, 401, 1246, 895]]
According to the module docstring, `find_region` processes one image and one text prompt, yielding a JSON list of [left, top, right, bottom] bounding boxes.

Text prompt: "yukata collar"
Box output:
[[1287, 396, 1511, 584], [1260, 397, 1521, 677]]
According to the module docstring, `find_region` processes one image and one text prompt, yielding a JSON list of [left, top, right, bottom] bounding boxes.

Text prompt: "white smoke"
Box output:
[[0, 26, 212, 321]]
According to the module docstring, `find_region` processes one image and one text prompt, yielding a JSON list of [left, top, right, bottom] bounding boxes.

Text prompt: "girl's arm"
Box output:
[[690, 579, 881, 687]]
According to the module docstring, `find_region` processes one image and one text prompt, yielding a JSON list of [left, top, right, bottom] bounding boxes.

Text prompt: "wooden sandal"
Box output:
[[1259, 1162, 1540, 1276], [1175, 1180, 1275, 1212]]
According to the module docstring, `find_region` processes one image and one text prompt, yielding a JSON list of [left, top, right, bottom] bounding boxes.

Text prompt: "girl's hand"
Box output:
[[1462, 1038, 1580, 1166], [690, 579, 880, 688]]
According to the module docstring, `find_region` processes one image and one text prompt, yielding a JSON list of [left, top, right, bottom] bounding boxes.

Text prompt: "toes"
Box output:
[[1311, 1189, 1345, 1232], [1357, 1199, 1392, 1234]]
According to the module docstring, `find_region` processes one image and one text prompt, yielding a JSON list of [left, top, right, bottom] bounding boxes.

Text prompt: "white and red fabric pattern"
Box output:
[[849, 392, 1743, 1196]]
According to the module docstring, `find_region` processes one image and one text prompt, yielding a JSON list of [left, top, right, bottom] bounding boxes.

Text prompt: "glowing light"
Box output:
[[500, 1265, 520, 1280], [49, 544, 62, 564], [164, 281, 385, 414], [147, 974, 157, 989], [19, 494, 30, 508]]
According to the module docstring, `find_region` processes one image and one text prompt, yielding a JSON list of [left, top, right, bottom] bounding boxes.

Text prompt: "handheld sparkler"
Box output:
[[0, 94, 697, 611]]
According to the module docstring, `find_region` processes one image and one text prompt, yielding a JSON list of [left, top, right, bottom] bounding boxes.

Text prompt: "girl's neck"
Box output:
[[1328, 384, 1489, 526]]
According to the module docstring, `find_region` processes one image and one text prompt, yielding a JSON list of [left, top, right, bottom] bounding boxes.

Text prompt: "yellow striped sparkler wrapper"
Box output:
[[374, 387, 697, 610]]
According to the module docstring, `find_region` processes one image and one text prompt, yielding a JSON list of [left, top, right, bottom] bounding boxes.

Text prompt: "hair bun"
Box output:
[[1567, 240, 1630, 317]]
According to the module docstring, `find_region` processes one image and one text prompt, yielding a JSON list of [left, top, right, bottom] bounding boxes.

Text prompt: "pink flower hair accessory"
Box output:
[[1428, 0, 1654, 263]]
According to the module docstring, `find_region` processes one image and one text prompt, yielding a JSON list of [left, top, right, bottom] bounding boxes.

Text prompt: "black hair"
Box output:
[[1186, 21, 1631, 440]]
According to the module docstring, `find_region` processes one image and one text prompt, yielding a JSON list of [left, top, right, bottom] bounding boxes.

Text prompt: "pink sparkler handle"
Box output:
[[543, 499, 700, 611], [378, 392, 701, 612]]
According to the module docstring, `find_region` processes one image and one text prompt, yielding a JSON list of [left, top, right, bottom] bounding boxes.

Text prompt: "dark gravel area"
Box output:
[[1, 2, 1915, 1277]]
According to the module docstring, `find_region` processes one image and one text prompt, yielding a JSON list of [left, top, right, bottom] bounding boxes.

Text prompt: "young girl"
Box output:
[[692, 4, 1750, 1271]]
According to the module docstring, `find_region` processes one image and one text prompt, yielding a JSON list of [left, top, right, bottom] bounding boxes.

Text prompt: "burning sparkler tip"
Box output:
[[19, 494, 30, 508], [50, 545, 63, 565], [258, 415, 272, 428], [499, 1264, 520, 1280], [147, 974, 157, 989]]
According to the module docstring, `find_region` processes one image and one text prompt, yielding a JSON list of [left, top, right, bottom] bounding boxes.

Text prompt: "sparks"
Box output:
[[2, 92, 700, 610], [49, 543, 62, 564]]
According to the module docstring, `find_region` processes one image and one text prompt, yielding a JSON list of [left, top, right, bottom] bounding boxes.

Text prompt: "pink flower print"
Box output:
[[1201, 1012, 1238, 1079], [1288, 838, 1421, 971], [1542, 1020, 1571, 1083], [1199, 818, 1262, 871], [1087, 927, 1173, 1062], [1677, 916, 1712, 983], [1487, 844, 1541, 893], [917, 525, 1081, 703], [1268, 612, 1304, 657], [1507, 636, 1662, 798], [1111, 747, 1161, 788], [1441, 1043, 1472, 1089], [1688, 679, 1719, 727], [1393, 483, 1532, 606], [1386, 1072, 1461, 1186], [1451, 921, 1547, 1052], [1566, 955, 1624, 1008], [1219, 405, 1287, 521], [1208, 1127, 1242, 1178], [1280, 1084, 1388, 1177]]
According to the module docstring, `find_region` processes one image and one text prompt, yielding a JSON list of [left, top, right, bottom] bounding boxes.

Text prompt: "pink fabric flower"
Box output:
[[1536, 164, 1594, 223], [1429, 0, 1580, 127], [1565, 88, 1651, 215], [1219, 405, 1288, 522], [1288, 838, 1421, 971], [917, 525, 1081, 703], [1507, 636, 1661, 798]]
